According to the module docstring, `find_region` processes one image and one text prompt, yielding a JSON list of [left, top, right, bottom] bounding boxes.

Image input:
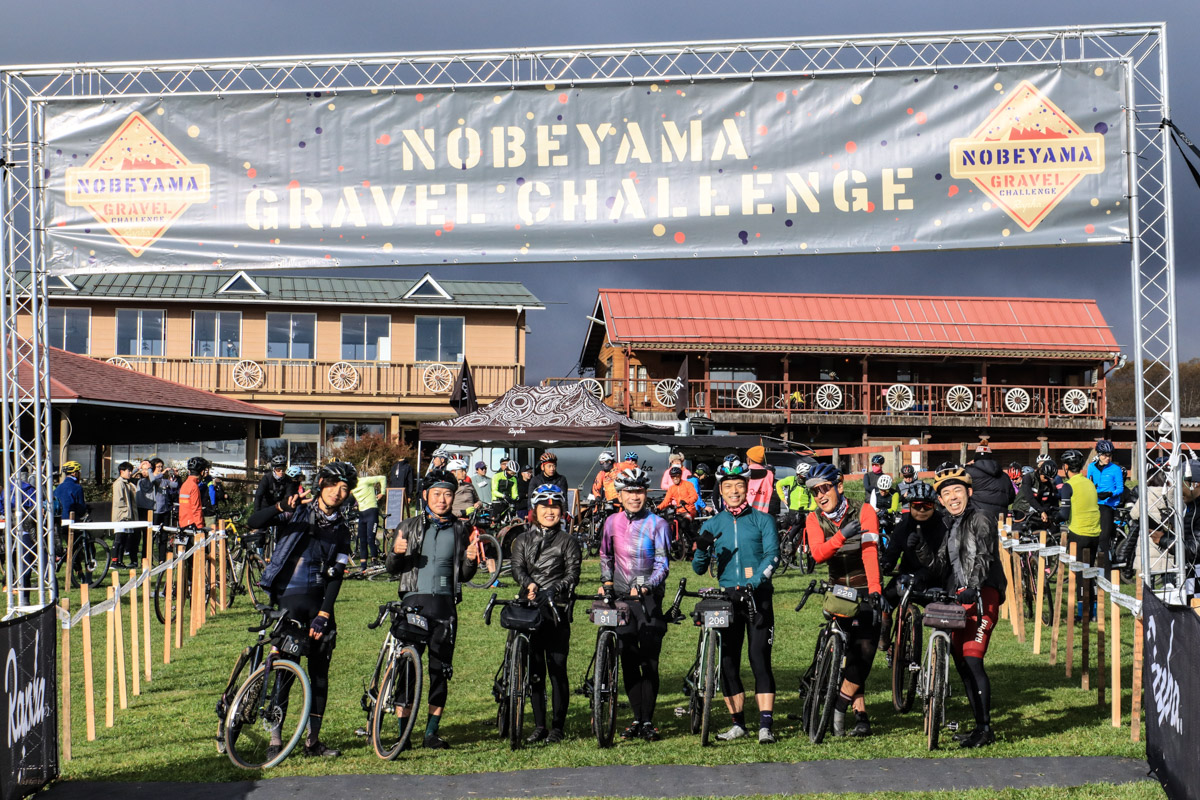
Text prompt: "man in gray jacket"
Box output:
[[110, 461, 139, 567]]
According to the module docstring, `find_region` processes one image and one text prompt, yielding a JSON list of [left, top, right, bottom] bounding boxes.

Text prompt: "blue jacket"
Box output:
[[1087, 461, 1124, 508], [686, 476, 707, 511], [692, 506, 779, 589], [54, 475, 88, 521]]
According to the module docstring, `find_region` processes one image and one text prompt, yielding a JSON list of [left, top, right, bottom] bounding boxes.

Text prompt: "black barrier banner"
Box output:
[[0, 605, 58, 800], [1144, 590, 1200, 800]]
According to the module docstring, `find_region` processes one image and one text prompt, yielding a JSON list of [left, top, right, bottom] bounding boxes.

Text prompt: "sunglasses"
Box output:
[[911, 502, 935, 511], [812, 483, 837, 496]]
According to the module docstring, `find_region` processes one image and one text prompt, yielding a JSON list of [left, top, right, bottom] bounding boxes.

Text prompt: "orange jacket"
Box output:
[[178, 475, 204, 529], [657, 481, 699, 516]]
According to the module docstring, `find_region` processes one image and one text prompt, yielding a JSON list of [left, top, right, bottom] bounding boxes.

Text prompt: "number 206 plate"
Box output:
[[592, 608, 619, 627], [703, 610, 730, 628], [405, 613, 429, 630]]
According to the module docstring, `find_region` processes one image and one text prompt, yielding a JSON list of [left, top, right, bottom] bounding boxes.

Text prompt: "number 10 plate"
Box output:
[[592, 608, 619, 627], [703, 610, 730, 628]]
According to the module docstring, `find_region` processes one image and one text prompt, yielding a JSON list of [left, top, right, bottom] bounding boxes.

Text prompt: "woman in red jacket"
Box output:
[[804, 463, 884, 738]]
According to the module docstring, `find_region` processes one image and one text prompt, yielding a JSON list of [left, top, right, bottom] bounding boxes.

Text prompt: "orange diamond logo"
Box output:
[[64, 112, 210, 257], [949, 81, 1104, 232]]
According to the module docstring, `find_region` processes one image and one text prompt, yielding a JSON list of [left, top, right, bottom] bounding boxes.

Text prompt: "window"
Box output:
[[711, 366, 757, 407], [415, 316, 464, 362], [192, 311, 242, 358], [266, 313, 316, 359], [325, 420, 387, 447], [341, 314, 391, 361], [115, 309, 164, 356], [48, 307, 90, 354]]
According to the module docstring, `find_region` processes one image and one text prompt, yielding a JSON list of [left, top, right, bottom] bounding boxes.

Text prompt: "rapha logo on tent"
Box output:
[[1147, 615, 1183, 734], [6, 630, 48, 750], [507, 427, 527, 435]]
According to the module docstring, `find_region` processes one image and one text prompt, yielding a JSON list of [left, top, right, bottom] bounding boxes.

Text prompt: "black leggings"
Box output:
[[357, 508, 380, 559], [1068, 532, 1098, 603], [407, 593, 457, 708], [718, 584, 775, 697], [953, 654, 992, 727], [529, 620, 572, 730], [1097, 506, 1115, 567], [617, 597, 666, 723], [841, 606, 881, 688], [279, 593, 335, 741]]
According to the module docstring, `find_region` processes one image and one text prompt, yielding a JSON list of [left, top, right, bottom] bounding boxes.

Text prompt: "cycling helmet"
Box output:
[[877, 474, 893, 492], [286, 466, 303, 479], [539, 451, 558, 464], [270, 455, 287, 469], [531, 483, 567, 507], [623, 451, 639, 463], [447, 458, 469, 472], [317, 460, 358, 490], [796, 461, 812, 478], [432, 448, 450, 459], [1021, 466, 1035, 476], [871, 454, 885, 465], [1008, 461, 1023, 471], [614, 467, 650, 491], [806, 462, 842, 488], [1037, 460, 1058, 479], [421, 468, 458, 492], [669, 465, 682, 476], [598, 451, 615, 464], [694, 462, 711, 476], [1060, 449, 1085, 472], [1095, 440, 1115, 456], [904, 481, 937, 504], [187, 456, 210, 475], [716, 458, 750, 484], [932, 464, 972, 493], [900, 464, 916, 478], [62, 461, 82, 474], [1035, 453, 1052, 465]]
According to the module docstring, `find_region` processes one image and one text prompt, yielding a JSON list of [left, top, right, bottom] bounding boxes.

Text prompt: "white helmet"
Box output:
[[877, 474, 894, 491], [447, 458, 469, 472], [598, 451, 615, 464]]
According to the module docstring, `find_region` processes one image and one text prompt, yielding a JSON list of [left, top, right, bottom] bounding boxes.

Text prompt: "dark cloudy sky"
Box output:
[[5, 1, 1197, 380]]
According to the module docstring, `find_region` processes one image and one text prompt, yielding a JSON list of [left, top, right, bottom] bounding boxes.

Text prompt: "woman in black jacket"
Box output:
[[509, 483, 582, 743], [249, 461, 357, 759]]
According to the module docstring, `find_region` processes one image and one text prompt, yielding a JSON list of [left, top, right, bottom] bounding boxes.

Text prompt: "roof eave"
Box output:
[[611, 341, 1119, 360]]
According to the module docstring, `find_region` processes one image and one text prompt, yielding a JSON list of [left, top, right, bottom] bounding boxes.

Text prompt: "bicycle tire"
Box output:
[[687, 662, 703, 735], [1021, 556, 1038, 621], [699, 630, 718, 746], [224, 658, 311, 770], [670, 525, 688, 562], [215, 647, 254, 754], [1041, 556, 1059, 626], [774, 537, 793, 577], [243, 554, 266, 606], [808, 632, 843, 744], [925, 635, 948, 750], [153, 564, 178, 625], [225, 550, 245, 608], [371, 647, 423, 760], [593, 630, 619, 748], [74, 539, 110, 587], [507, 634, 527, 750], [588, 512, 604, 558], [466, 533, 504, 588], [892, 604, 922, 713]]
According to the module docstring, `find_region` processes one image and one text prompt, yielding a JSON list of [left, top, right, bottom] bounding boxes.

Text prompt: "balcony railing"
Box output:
[[99, 356, 522, 399], [542, 377, 1105, 425]]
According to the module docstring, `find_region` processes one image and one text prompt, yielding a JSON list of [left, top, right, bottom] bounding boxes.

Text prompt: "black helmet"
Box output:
[[903, 481, 937, 504], [871, 454, 885, 465], [694, 462, 711, 476], [1008, 461, 1023, 471], [270, 455, 287, 469], [1095, 440, 1115, 456], [1037, 460, 1058, 478], [421, 468, 458, 493], [1060, 450, 1085, 472], [900, 464, 916, 478], [318, 460, 358, 490], [187, 456, 210, 475]]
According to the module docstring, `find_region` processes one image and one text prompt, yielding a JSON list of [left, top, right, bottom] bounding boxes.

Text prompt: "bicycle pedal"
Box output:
[[673, 707, 686, 717], [947, 721, 960, 732], [354, 726, 369, 737], [908, 663, 922, 673]]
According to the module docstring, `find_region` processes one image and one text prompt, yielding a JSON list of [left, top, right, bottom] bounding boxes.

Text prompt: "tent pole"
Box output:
[[416, 440, 422, 475]]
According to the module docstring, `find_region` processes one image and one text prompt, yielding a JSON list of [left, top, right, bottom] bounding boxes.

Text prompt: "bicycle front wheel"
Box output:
[[153, 565, 178, 625], [593, 630, 619, 748], [892, 605, 922, 713], [807, 632, 843, 744], [925, 635, 948, 750], [507, 634, 528, 750], [699, 630, 718, 746], [74, 539, 110, 587], [466, 533, 503, 588], [224, 659, 310, 770], [371, 647, 423, 760]]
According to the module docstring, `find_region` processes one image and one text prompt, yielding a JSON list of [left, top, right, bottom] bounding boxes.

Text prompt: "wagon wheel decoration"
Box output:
[[885, 383, 915, 412], [815, 383, 843, 411], [1004, 387, 1031, 414], [654, 378, 682, 408], [1062, 388, 1090, 415], [232, 359, 264, 390], [735, 381, 763, 409], [945, 385, 975, 414], [105, 356, 133, 370], [421, 363, 452, 394], [579, 378, 605, 401]]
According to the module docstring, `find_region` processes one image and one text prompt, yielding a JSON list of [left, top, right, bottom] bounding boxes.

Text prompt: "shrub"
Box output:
[[325, 434, 415, 478]]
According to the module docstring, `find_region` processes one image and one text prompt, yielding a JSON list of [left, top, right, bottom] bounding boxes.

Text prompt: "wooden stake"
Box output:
[[64, 526, 76, 591], [208, 534, 218, 617], [1012, 541, 1027, 643], [1066, 542, 1076, 679], [997, 521, 1016, 627], [1111, 569, 1121, 727], [174, 546, 184, 650], [219, 535, 227, 611], [142, 559, 151, 682], [145, 511, 154, 570], [81, 583, 95, 741], [1033, 531, 1048, 654], [128, 570, 140, 697], [105, 586, 114, 728], [163, 553, 173, 664], [1050, 530, 1068, 664], [1081, 564, 1091, 691], [190, 534, 204, 635], [112, 573, 128, 710], [60, 598, 71, 762], [1132, 573, 1144, 742], [1096, 570, 1106, 706]]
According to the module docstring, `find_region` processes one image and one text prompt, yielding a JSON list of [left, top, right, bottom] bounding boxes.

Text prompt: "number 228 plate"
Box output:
[[592, 608, 620, 627], [703, 610, 730, 628]]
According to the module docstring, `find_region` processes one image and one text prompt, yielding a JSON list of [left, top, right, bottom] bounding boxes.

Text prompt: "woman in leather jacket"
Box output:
[[509, 484, 582, 744]]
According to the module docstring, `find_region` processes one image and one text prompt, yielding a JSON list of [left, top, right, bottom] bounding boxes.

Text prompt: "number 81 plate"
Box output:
[[703, 610, 730, 628], [592, 608, 619, 627]]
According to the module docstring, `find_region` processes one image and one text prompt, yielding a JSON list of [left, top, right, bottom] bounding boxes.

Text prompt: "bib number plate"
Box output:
[[405, 613, 429, 631], [832, 584, 858, 602], [592, 608, 619, 627], [703, 609, 730, 628]]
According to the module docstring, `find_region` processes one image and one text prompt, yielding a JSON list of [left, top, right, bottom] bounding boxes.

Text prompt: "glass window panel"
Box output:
[[341, 315, 365, 360], [366, 316, 389, 361], [219, 312, 241, 358], [259, 438, 287, 464], [266, 313, 290, 359], [325, 421, 354, 447], [49, 309, 66, 350], [291, 315, 315, 360], [289, 441, 318, 470], [193, 311, 216, 357], [359, 421, 386, 438], [116, 310, 139, 356], [64, 308, 89, 354], [141, 311, 164, 356], [282, 420, 320, 436], [415, 317, 439, 361], [439, 318, 464, 362]]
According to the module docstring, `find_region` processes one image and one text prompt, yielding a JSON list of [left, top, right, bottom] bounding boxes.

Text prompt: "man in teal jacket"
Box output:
[[692, 457, 780, 745]]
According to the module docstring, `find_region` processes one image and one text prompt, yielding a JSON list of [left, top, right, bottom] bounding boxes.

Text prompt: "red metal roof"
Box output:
[[592, 289, 1120, 358], [21, 348, 282, 420]]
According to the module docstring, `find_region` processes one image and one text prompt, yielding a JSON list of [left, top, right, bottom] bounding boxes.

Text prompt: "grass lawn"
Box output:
[[514, 790, 1163, 800], [57, 555, 1151, 790]]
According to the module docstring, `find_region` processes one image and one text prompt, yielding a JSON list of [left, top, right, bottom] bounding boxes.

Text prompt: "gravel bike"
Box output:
[[794, 580, 860, 744], [363, 600, 429, 759], [54, 523, 110, 588], [573, 590, 631, 748], [774, 513, 815, 576], [222, 522, 266, 609], [913, 588, 968, 750], [154, 527, 211, 624], [665, 578, 738, 746], [484, 592, 560, 749]]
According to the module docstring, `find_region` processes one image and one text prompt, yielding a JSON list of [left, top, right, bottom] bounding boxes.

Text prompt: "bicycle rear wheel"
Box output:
[[466, 533, 503, 588], [892, 605, 921, 713], [699, 631, 718, 746], [807, 632, 842, 744], [925, 635, 948, 750], [371, 647, 423, 760], [153, 565, 181, 625], [224, 659, 310, 770], [74, 539, 110, 587], [593, 630, 619, 748], [507, 635, 528, 750]]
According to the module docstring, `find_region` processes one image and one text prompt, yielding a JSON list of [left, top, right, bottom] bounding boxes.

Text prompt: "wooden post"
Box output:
[[997, 521, 1017, 629], [208, 534, 218, 617], [1065, 543, 1077, 678], [1050, 530, 1068, 664], [1111, 569, 1121, 727], [1033, 531, 1048, 654], [174, 546, 184, 650], [1096, 571, 1106, 705], [60, 598, 71, 761], [190, 533, 204, 635], [1081, 566, 1091, 691], [128, 569, 140, 697], [145, 511, 154, 569], [142, 559, 151, 682], [112, 573, 128, 710], [64, 525, 76, 591], [1012, 537, 1027, 643], [219, 535, 227, 611], [81, 583, 95, 741], [163, 553, 173, 664], [105, 586, 114, 728], [1132, 574, 1144, 742]]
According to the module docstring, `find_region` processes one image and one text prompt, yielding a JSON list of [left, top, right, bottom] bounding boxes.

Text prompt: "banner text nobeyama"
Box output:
[[41, 61, 1129, 274]]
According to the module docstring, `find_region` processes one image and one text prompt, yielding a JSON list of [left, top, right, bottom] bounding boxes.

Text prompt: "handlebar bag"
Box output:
[[691, 596, 735, 627], [822, 583, 862, 619], [500, 602, 548, 633], [391, 610, 433, 644], [923, 602, 967, 630], [589, 599, 631, 627]]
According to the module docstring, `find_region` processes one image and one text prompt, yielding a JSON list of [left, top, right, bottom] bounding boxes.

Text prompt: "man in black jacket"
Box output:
[[509, 483, 582, 744], [387, 458, 415, 501], [964, 444, 1015, 528], [254, 455, 292, 513]]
